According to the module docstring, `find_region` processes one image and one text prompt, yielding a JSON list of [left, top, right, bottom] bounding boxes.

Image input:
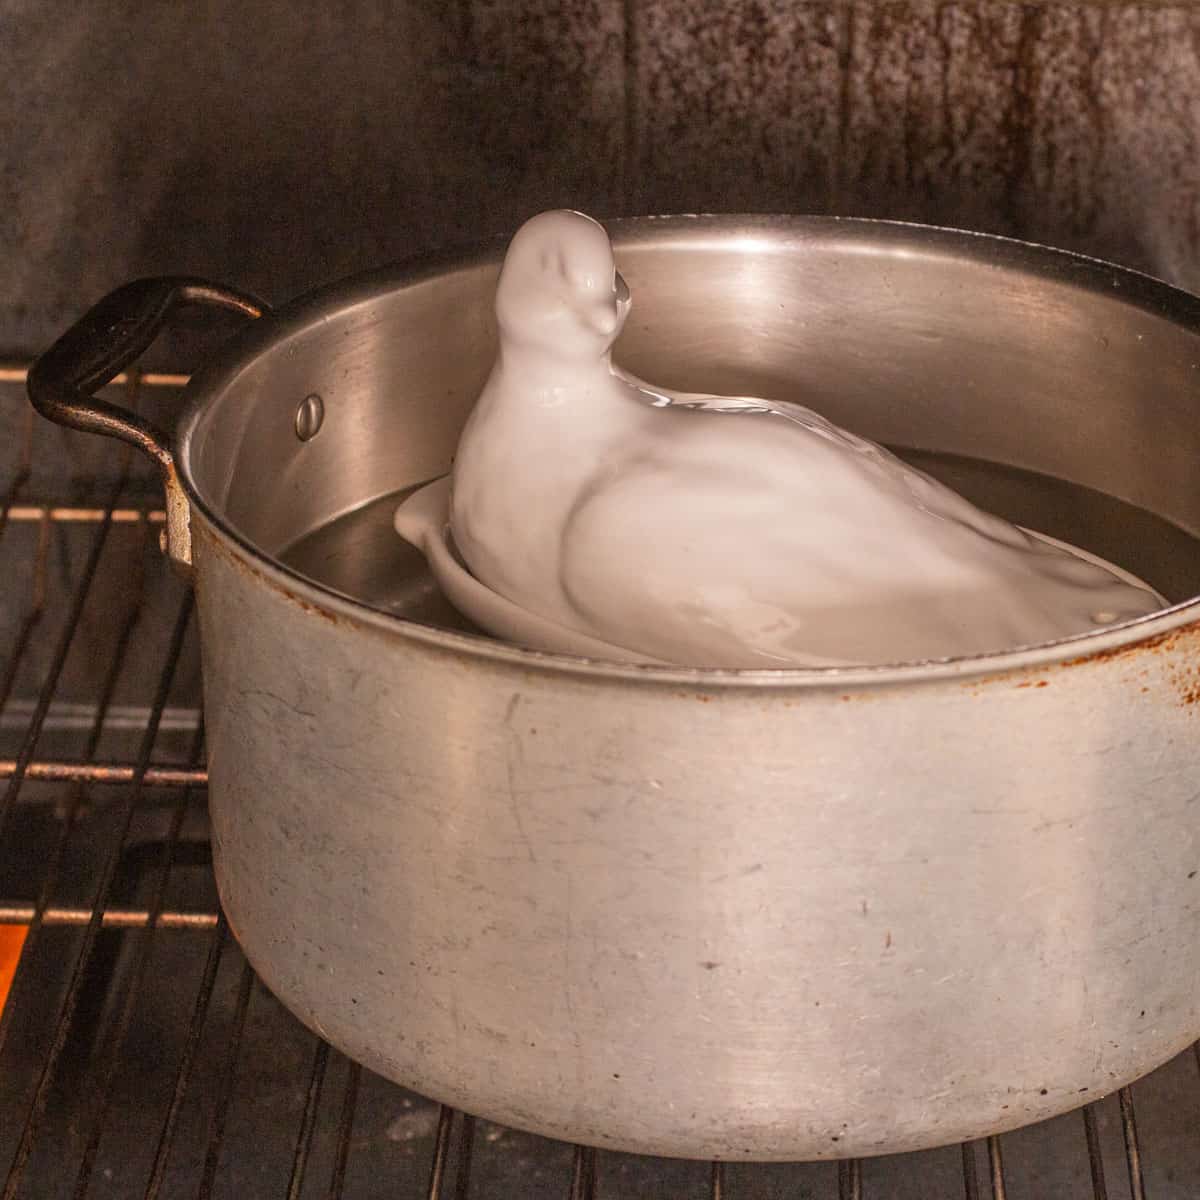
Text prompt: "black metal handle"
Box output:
[[27, 276, 266, 471], [27, 277, 266, 574]]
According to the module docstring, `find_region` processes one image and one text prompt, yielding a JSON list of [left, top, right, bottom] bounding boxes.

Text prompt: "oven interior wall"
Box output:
[[7, 2, 1200, 356]]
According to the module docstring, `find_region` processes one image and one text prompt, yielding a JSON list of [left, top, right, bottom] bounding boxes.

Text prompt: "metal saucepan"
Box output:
[[28, 216, 1200, 1160]]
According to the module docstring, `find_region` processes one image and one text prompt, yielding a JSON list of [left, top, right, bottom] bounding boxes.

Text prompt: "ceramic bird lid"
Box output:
[[395, 210, 1162, 667]]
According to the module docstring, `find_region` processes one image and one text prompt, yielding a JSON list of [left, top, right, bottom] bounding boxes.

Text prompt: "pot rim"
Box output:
[[177, 213, 1200, 688]]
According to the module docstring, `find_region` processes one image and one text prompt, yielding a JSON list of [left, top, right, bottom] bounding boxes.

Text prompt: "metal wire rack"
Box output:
[[1, 361, 1198, 1199]]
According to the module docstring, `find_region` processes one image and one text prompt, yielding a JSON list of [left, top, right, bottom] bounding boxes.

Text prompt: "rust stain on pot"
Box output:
[[966, 621, 1200, 699], [267, 579, 342, 625], [1058, 626, 1186, 668], [198, 520, 342, 626], [1057, 622, 1200, 710]]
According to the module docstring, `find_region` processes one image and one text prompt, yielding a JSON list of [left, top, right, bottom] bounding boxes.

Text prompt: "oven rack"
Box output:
[[0, 362, 1196, 1199]]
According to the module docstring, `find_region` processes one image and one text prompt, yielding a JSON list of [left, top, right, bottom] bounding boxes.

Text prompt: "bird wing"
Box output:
[[554, 406, 1154, 666]]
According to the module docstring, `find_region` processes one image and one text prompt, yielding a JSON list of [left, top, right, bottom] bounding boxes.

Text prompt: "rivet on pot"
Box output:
[[295, 393, 325, 442]]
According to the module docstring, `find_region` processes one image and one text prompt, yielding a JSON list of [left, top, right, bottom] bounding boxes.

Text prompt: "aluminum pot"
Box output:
[[28, 216, 1200, 1161]]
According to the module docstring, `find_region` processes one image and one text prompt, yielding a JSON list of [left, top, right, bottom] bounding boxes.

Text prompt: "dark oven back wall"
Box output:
[[5, 1, 1200, 360]]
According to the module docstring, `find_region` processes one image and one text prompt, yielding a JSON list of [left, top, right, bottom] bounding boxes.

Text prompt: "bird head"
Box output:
[[494, 210, 631, 363]]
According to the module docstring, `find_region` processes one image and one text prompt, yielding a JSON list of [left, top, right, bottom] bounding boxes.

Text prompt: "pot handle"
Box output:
[[27, 277, 266, 574]]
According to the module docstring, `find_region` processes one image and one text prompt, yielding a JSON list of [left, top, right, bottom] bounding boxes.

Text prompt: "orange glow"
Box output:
[[0, 925, 28, 1011]]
